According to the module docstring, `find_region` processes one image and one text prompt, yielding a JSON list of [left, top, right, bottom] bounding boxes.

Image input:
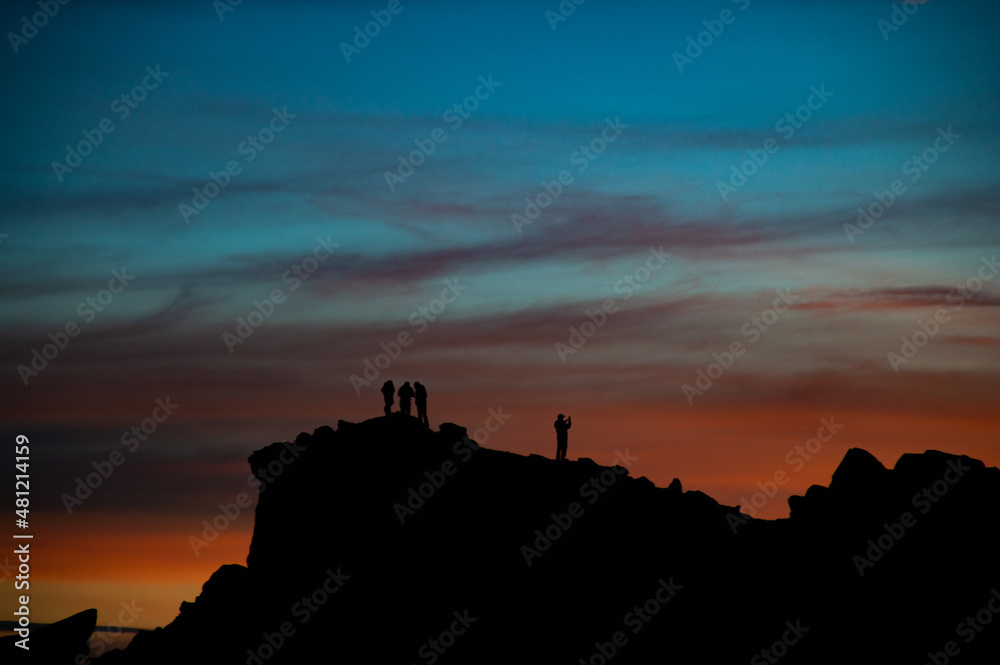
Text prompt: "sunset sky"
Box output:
[[1, 0, 998, 631]]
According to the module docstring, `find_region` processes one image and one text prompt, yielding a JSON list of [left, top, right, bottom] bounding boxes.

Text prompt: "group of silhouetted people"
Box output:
[[378, 382, 571, 460], [381, 380, 429, 426]]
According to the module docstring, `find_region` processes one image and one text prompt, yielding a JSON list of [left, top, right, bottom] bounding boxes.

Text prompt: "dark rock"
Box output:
[[437, 422, 467, 444], [788, 483, 832, 520], [1, 608, 96, 664], [829, 447, 889, 492], [666, 477, 683, 495], [312, 425, 335, 442], [97, 417, 1000, 665]]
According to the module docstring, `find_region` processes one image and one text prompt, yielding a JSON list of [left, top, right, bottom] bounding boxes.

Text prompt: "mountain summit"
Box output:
[[95, 415, 1000, 664]]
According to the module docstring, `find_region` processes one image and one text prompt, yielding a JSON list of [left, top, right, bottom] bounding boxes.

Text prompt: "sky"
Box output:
[[1, 0, 998, 633]]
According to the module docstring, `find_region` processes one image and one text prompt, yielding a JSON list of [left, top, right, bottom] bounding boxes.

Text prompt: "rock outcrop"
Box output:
[[1, 608, 96, 664], [97, 415, 1000, 664]]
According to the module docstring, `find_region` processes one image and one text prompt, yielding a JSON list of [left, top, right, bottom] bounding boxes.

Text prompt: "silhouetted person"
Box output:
[[554, 414, 571, 460], [398, 381, 414, 416], [381, 380, 395, 416], [414, 382, 428, 426]]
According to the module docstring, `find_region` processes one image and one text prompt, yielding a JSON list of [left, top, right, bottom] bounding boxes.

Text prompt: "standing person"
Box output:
[[381, 380, 395, 416], [398, 381, 414, 416], [414, 382, 429, 427], [554, 414, 571, 461]]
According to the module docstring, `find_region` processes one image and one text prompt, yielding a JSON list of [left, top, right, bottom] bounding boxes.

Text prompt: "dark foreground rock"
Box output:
[[1, 608, 96, 664], [95, 415, 1000, 664]]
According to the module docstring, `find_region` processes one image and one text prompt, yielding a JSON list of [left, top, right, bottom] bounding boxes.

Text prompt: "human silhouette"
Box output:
[[414, 382, 428, 426], [381, 380, 395, 416], [554, 414, 571, 460], [398, 381, 414, 416]]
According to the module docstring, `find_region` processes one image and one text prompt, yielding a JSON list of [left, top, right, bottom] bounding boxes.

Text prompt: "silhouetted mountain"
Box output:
[[1, 608, 95, 664], [94, 415, 1000, 664]]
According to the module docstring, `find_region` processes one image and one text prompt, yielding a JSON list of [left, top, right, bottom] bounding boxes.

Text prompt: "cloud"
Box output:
[[795, 285, 1000, 312]]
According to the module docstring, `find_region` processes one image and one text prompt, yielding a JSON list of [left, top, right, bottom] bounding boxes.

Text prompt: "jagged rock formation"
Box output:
[[97, 416, 1000, 664]]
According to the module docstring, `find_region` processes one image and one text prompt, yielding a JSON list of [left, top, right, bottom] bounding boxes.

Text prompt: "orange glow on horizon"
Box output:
[[1, 513, 254, 629], [8, 396, 998, 632]]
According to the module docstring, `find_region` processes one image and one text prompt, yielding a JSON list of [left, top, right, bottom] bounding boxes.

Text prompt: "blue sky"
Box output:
[[1, 0, 998, 629]]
